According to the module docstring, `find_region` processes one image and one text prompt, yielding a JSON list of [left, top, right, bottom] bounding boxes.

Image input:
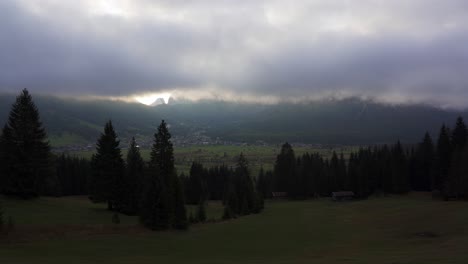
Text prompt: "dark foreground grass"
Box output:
[[1, 193, 468, 264]]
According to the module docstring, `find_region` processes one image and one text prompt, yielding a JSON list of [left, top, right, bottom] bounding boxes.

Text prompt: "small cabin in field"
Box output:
[[272, 192, 288, 199], [332, 191, 355, 201]]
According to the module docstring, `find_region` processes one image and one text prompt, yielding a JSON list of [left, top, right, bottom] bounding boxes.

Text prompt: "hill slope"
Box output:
[[0, 94, 466, 146]]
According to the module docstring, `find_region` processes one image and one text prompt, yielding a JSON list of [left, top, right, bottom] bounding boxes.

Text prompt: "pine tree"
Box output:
[[357, 148, 373, 198], [140, 120, 178, 230], [320, 159, 331, 196], [237, 153, 258, 214], [139, 165, 170, 230], [0, 89, 52, 198], [173, 176, 188, 230], [458, 147, 468, 198], [196, 199, 207, 223], [412, 132, 434, 191], [444, 117, 468, 198], [391, 141, 410, 193], [149, 120, 175, 183], [90, 121, 125, 211], [264, 171, 274, 199], [53, 155, 91, 196], [297, 154, 311, 199], [452, 117, 467, 150], [378, 145, 393, 194], [256, 167, 271, 199], [222, 183, 238, 220], [187, 162, 206, 204], [433, 125, 452, 191], [338, 153, 347, 190], [0, 200, 4, 232], [122, 137, 144, 215], [274, 143, 296, 196], [329, 152, 340, 192], [347, 153, 359, 196], [446, 149, 463, 199], [0, 124, 11, 194]]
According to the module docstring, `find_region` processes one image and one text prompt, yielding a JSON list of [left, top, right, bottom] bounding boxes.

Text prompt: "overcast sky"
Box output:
[[1, 0, 468, 107]]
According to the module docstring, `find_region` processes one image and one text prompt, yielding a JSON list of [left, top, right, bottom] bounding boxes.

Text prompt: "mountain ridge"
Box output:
[[0, 94, 466, 147]]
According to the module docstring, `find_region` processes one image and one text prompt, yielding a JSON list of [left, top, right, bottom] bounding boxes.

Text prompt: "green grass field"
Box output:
[[1, 194, 468, 263], [70, 144, 357, 175], [49, 133, 89, 147]]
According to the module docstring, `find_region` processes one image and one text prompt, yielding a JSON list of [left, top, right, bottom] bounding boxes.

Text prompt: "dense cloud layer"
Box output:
[[1, 0, 468, 107]]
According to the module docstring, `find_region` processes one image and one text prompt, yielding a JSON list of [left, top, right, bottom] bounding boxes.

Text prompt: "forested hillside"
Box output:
[[1, 94, 467, 146]]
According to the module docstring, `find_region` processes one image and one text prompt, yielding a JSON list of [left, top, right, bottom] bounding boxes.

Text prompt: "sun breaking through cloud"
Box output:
[[1, 0, 468, 108]]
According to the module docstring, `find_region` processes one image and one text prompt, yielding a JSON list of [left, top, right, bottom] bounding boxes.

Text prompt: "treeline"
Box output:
[[0, 89, 91, 198], [76, 119, 263, 226], [255, 142, 411, 199], [0, 89, 263, 232], [43, 155, 91, 196], [252, 117, 468, 200], [2, 88, 468, 233], [181, 155, 264, 219]]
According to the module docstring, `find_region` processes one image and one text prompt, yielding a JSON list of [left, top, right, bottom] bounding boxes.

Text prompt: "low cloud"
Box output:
[[1, 0, 468, 108]]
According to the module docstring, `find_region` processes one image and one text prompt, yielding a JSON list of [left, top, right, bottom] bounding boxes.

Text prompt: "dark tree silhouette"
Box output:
[[140, 164, 170, 230], [433, 125, 452, 191], [196, 199, 207, 223], [52, 154, 91, 196], [222, 182, 238, 220], [0, 89, 52, 198], [122, 137, 144, 215], [444, 118, 468, 199], [186, 162, 207, 204], [173, 176, 188, 229], [411, 132, 434, 191], [274, 143, 296, 196], [256, 167, 273, 199], [390, 141, 410, 193], [140, 120, 186, 230], [451, 117, 467, 150], [0, 200, 4, 232], [90, 121, 125, 211], [222, 153, 262, 218]]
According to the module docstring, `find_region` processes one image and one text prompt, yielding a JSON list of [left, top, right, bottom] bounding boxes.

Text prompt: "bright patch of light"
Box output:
[[90, 0, 128, 17], [134, 93, 172, 106]]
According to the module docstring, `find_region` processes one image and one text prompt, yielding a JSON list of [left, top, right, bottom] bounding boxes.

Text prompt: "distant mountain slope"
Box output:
[[0, 94, 466, 146]]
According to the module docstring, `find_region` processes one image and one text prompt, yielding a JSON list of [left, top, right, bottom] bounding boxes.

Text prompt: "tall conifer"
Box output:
[[446, 117, 468, 198], [141, 120, 186, 230], [173, 176, 188, 229], [122, 137, 144, 215], [90, 121, 125, 211], [187, 162, 206, 204], [452, 117, 467, 150], [433, 125, 452, 191], [0, 89, 51, 198], [412, 132, 434, 191], [391, 141, 410, 193], [0, 200, 4, 231], [274, 143, 296, 195]]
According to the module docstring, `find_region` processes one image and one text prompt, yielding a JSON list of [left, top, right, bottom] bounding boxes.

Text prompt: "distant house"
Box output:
[[272, 192, 288, 199], [332, 191, 355, 201]]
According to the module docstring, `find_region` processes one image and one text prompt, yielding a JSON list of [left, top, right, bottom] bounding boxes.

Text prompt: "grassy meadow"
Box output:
[[1, 193, 468, 264], [70, 144, 357, 175]]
